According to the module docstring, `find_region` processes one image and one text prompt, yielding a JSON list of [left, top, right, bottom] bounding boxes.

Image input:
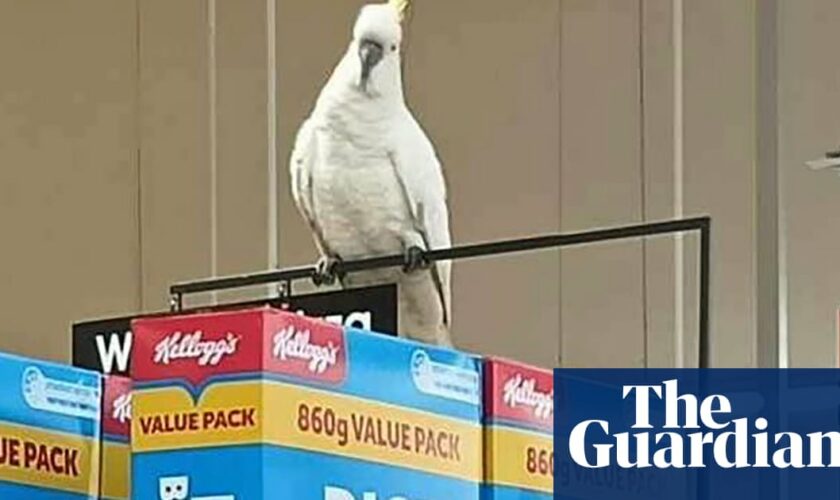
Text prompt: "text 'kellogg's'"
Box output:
[[273, 326, 339, 374], [503, 373, 554, 420], [153, 331, 240, 366]]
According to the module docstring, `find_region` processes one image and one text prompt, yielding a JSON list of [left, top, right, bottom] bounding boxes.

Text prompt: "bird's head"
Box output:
[[350, 1, 408, 97]]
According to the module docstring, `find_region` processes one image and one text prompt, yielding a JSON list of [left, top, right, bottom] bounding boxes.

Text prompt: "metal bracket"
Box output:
[[169, 293, 183, 313]]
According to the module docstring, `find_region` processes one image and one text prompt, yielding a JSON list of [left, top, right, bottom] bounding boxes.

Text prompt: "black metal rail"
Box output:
[[170, 216, 712, 367]]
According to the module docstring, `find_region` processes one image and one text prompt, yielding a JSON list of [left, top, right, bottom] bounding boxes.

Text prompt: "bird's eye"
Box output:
[[391, 44, 397, 52]]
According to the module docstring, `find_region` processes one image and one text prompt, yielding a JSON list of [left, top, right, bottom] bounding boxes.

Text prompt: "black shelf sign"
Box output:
[[72, 284, 397, 376]]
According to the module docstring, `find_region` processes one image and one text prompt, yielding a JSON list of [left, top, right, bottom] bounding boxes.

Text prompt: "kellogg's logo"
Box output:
[[112, 392, 131, 424], [267, 319, 346, 384], [273, 326, 339, 374], [153, 331, 240, 367], [503, 373, 554, 421]]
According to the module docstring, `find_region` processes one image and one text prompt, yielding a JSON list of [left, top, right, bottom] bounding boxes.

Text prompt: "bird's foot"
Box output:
[[312, 255, 344, 286], [402, 245, 430, 273]]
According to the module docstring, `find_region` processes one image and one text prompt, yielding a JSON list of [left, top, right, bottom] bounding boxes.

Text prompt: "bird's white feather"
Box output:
[[288, 2, 453, 346], [290, 118, 332, 257]]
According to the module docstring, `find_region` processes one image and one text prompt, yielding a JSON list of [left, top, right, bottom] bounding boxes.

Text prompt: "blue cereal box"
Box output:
[[482, 357, 553, 499], [0, 352, 102, 499], [131, 306, 483, 499]]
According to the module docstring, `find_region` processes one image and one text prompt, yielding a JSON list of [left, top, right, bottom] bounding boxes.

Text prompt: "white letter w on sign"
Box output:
[[95, 331, 132, 373]]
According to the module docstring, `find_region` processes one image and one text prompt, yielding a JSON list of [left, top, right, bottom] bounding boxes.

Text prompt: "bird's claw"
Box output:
[[403, 245, 430, 273], [313, 255, 344, 286]]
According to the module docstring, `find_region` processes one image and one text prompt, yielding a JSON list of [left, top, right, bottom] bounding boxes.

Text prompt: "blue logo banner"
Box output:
[[553, 369, 840, 499]]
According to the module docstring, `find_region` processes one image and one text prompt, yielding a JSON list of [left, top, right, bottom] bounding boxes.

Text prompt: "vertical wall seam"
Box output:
[[756, 0, 782, 369], [557, 0, 563, 366], [638, 0, 650, 368], [135, 0, 144, 310], [267, 0, 278, 272], [673, 0, 686, 368], [755, 0, 761, 369], [208, 0, 219, 304], [773, 0, 788, 369]]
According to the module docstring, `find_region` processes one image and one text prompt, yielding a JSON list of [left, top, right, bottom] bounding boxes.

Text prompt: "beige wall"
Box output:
[[1, 0, 838, 370], [683, 0, 758, 367], [559, 0, 760, 368], [0, 0, 140, 361], [560, 1, 646, 367], [779, 0, 840, 367], [139, 0, 213, 312]]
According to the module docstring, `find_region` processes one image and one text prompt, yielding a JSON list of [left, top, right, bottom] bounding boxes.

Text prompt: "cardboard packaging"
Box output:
[[483, 357, 553, 499], [100, 376, 131, 499], [0, 351, 102, 498], [131, 307, 483, 499]]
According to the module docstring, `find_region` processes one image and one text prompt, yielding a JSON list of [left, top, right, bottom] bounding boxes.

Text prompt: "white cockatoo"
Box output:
[[289, 0, 453, 347]]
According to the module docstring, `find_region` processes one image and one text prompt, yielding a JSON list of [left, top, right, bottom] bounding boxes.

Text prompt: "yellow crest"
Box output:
[[388, 0, 410, 21]]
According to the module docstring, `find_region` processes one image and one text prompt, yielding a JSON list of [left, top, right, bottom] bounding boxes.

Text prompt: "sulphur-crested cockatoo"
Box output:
[[289, 0, 453, 347]]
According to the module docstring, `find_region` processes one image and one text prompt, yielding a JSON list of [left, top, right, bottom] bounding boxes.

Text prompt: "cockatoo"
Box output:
[[289, 0, 453, 347]]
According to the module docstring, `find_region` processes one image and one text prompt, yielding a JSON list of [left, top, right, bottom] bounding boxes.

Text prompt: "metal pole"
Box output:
[[170, 217, 711, 296], [167, 216, 712, 367], [699, 217, 711, 369]]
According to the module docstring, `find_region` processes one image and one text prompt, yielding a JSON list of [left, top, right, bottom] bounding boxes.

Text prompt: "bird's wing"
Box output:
[[289, 118, 331, 257], [390, 113, 453, 325]]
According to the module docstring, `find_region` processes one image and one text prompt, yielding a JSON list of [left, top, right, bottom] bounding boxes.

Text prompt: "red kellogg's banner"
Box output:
[[132, 308, 348, 389], [132, 310, 263, 388], [485, 357, 554, 433], [263, 312, 347, 385]]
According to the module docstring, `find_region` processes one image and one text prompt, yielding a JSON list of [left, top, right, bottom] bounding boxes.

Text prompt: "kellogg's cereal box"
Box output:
[[483, 357, 553, 499], [100, 376, 130, 499], [0, 351, 101, 498], [131, 306, 482, 499]]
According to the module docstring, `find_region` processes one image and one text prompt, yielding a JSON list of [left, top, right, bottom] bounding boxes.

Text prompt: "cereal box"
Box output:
[[131, 307, 482, 499], [0, 351, 101, 498], [483, 357, 553, 499]]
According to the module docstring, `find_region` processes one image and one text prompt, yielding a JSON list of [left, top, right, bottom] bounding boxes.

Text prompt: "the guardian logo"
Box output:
[[569, 379, 840, 469]]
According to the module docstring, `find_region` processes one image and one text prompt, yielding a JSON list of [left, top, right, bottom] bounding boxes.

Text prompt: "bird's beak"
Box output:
[[358, 39, 384, 91]]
